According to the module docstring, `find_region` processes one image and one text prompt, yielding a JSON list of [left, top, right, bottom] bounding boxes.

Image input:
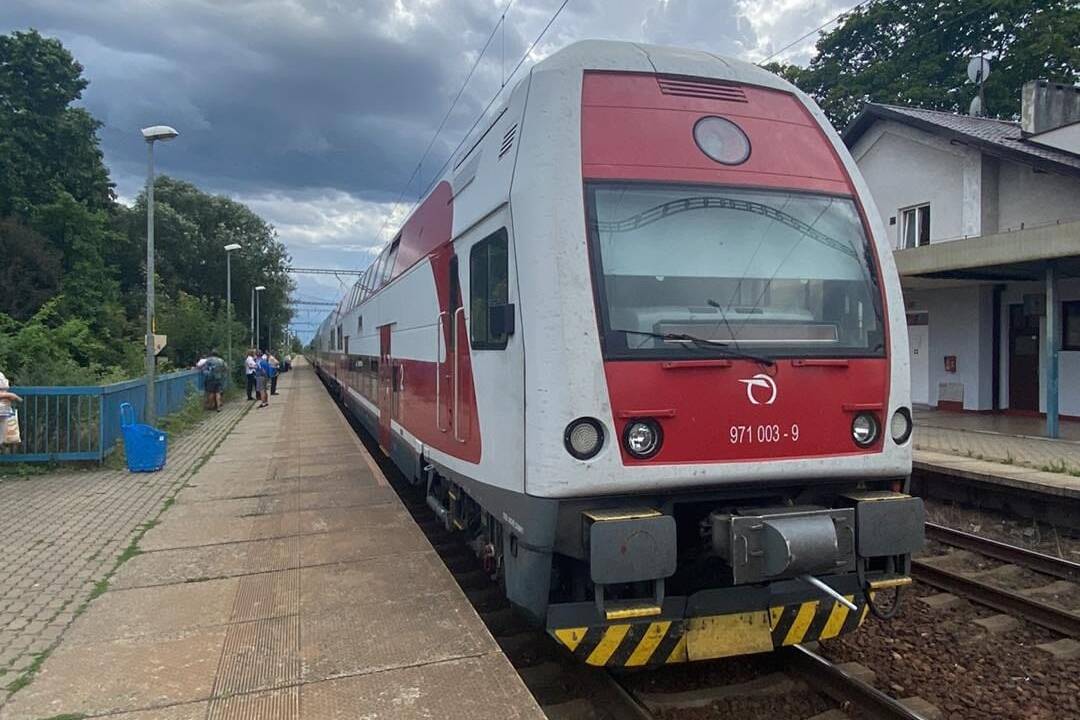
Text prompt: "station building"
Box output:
[[844, 80, 1080, 435]]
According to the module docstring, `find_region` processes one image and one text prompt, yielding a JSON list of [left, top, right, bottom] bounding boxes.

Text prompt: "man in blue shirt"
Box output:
[[256, 352, 271, 408]]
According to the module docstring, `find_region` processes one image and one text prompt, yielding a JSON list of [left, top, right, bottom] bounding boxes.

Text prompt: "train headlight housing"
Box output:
[[693, 116, 751, 165], [890, 407, 913, 445], [623, 419, 663, 459], [565, 417, 604, 460], [851, 413, 879, 447]]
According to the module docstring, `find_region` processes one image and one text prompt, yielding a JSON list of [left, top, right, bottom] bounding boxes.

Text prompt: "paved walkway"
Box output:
[[914, 409, 1080, 474], [0, 397, 249, 688], [913, 408, 1080, 498], [1, 360, 542, 719]]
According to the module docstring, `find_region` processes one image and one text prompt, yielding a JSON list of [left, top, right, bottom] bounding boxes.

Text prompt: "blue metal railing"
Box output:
[[1, 369, 203, 463]]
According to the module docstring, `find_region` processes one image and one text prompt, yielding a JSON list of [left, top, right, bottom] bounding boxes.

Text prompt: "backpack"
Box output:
[[204, 357, 226, 383]]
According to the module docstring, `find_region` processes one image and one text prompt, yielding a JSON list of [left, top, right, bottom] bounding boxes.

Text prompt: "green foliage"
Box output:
[[0, 301, 134, 386], [0, 219, 61, 320], [0, 29, 293, 387], [157, 291, 246, 368], [778, 0, 1080, 128], [0, 30, 113, 216]]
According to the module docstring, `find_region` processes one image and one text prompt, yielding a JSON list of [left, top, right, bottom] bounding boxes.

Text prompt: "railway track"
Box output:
[[914, 521, 1080, 637], [612, 644, 931, 720]]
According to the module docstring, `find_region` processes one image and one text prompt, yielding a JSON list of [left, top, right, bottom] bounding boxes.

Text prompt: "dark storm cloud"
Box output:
[[2, 0, 533, 199], [2, 0, 795, 338]]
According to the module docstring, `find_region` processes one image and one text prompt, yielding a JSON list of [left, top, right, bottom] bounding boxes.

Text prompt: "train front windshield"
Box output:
[[586, 182, 886, 359]]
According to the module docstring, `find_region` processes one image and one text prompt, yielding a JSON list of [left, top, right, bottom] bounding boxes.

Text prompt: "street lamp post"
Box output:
[[255, 285, 266, 350], [224, 243, 242, 373], [140, 125, 179, 426]]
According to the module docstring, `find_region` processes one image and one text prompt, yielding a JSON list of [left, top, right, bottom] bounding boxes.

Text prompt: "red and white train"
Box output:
[[313, 40, 923, 667]]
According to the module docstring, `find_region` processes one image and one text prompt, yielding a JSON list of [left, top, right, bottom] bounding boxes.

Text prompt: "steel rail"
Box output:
[[925, 522, 1080, 583], [911, 559, 1080, 638], [781, 645, 930, 720]]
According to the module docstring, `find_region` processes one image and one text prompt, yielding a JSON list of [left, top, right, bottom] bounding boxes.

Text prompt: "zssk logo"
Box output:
[[739, 373, 777, 405]]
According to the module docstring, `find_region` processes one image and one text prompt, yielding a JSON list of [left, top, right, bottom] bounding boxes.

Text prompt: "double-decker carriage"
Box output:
[[313, 40, 922, 667]]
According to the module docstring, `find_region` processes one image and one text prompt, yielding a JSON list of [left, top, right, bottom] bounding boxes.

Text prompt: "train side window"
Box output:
[[469, 228, 512, 350], [381, 239, 400, 285]]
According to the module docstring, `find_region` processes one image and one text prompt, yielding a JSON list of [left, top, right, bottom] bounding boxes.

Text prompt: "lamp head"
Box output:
[[255, 285, 267, 291], [224, 243, 242, 252], [141, 125, 179, 142]]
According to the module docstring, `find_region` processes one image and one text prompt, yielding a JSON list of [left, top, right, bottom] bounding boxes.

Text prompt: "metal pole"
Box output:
[[250, 286, 255, 348], [144, 141, 157, 425], [226, 251, 233, 372], [1046, 263, 1060, 439], [256, 290, 261, 351]]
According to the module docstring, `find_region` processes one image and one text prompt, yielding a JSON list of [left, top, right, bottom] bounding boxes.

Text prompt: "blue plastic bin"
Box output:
[[120, 402, 168, 472]]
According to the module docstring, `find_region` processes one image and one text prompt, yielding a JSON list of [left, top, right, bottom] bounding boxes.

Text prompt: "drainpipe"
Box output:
[[1046, 263, 1060, 439]]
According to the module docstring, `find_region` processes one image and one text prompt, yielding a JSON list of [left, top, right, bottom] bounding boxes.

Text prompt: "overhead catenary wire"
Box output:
[[414, 0, 573, 206], [372, 0, 516, 248], [758, 0, 1000, 67], [375, 0, 573, 247], [757, 0, 876, 66]]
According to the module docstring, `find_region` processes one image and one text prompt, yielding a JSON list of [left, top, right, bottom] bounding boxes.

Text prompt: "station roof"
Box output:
[[844, 104, 1080, 178], [895, 220, 1080, 282]]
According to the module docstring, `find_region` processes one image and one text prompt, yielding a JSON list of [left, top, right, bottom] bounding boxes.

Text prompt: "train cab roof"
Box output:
[[530, 40, 792, 93]]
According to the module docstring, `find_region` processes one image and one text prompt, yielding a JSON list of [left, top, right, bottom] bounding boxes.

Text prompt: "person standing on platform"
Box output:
[[0, 372, 22, 449], [256, 351, 271, 408], [244, 349, 257, 401], [201, 350, 227, 411], [268, 353, 281, 396]]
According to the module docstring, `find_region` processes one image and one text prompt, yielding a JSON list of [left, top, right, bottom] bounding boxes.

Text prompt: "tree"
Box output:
[[123, 176, 295, 356], [0, 30, 113, 217], [0, 29, 292, 386], [0, 219, 61, 321], [783, 0, 1080, 128]]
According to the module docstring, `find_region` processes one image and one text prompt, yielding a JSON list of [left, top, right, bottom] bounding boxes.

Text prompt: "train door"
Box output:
[[378, 324, 393, 450], [455, 210, 525, 493]]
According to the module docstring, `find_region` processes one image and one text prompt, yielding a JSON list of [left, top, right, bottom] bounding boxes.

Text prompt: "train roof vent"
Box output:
[[657, 76, 748, 103], [499, 123, 517, 159]]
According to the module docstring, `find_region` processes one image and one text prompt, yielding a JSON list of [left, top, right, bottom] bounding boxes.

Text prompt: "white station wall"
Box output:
[[851, 121, 966, 247]]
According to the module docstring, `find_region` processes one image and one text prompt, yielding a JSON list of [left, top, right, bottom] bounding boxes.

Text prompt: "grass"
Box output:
[[5, 652, 48, 695], [1038, 458, 1080, 476]]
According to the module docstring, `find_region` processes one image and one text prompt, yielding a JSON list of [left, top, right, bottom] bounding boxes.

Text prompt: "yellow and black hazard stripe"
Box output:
[[553, 619, 688, 667], [549, 594, 872, 667], [769, 594, 870, 647]]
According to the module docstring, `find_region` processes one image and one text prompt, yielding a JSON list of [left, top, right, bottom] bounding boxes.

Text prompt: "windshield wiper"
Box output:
[[613, 328, 774, 366]]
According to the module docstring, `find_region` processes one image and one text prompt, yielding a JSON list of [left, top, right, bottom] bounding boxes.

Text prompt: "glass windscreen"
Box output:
[[587, 183, 885, 358]]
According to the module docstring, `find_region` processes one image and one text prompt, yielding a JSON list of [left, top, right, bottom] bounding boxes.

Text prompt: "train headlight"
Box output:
[[851, 413, 879, 447], [693, 116, 751, 165], [565, 418, 604, 460], [623, 419, 663, 459], [890, 408, 913, 445]]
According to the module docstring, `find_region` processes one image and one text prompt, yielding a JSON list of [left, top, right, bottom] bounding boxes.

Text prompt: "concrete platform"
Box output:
[[0, 360, 544, 720], [914, 450, 1080, 500]]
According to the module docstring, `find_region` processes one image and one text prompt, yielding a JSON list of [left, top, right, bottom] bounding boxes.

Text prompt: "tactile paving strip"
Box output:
[[206, 685, 299, 720], [212, 615, 301, 695], [230, 569, 300, 622]]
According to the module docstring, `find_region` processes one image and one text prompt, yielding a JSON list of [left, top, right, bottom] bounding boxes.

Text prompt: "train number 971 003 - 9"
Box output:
[[729, 424, 800, 444]]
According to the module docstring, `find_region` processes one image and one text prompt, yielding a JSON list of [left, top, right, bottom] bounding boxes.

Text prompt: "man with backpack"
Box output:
[[199, 350, 227, 411]]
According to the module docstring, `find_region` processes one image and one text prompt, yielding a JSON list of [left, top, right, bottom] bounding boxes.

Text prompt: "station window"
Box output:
[[469, 228, 510, 350], [1064, 301, 1080, 351], [900, 204, 930, 249]]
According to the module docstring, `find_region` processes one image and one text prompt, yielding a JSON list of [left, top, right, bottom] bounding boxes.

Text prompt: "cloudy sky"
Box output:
[[1, 0, 849, 339]]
